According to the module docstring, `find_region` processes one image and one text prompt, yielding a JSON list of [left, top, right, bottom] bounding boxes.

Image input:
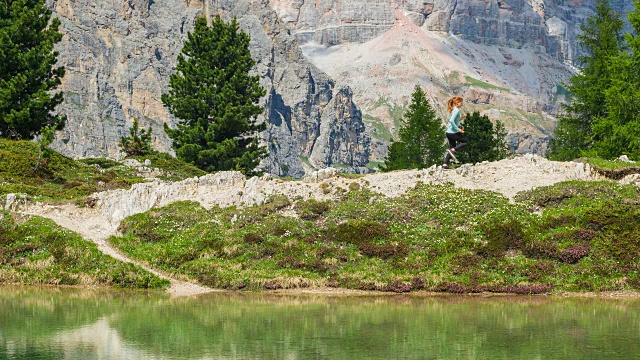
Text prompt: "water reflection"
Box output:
[[1, 286, 639, 360]]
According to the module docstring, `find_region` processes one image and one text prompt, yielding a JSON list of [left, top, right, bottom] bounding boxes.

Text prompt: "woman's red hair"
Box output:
[[447, 96, 464, 113]]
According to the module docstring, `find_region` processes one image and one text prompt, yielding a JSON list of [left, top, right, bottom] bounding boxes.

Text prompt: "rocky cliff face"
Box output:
[[48, 0, 371, 177], [274, 0, 630, 65], [48, 0, 632, 173], [271, 0, 631, 158]]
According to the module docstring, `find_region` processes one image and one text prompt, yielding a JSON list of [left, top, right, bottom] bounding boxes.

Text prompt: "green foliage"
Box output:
[[162, 15, 267, 176], [0, 139, 202, 201], [0, 213, 168, 289], [0, 0, 66, 139], [107, 180, 640, 293], [295, 199, 330, 220], [381, 85, 445, 171], [119, 118, 154, 156], [588, 1, 640, 160], [549, 0, 636, 161], [455, 112, 512, 164], [131, 152, 206, 180]]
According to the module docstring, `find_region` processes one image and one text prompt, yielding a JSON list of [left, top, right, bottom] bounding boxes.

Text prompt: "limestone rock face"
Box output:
[[275, 0, 628, 65], [309, 87, 370, 170], [273, 0, 630, 158], [46, 0, 631, 174], [48, 0, 371, 177]]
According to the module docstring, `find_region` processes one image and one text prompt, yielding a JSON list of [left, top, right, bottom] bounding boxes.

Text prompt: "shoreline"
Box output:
[[3, 284, 640, 299]]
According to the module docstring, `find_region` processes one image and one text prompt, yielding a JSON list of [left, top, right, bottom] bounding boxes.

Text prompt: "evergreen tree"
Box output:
[[548, 0, 624, 160], [162, 15, 267, 175], [0, 0, 65, 139], [119, 118, 154, 156], [455, 112, 511, 164], [382, 86, 445, 171], [590, 0, 640, 160]]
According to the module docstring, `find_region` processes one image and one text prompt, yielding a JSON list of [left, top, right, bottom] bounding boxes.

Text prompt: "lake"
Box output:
[[1, 286, 638, 359]]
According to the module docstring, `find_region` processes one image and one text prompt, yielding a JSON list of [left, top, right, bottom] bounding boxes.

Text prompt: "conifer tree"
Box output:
[[119, 118, 154, 156], [0, 0, 65, 139], [590, 0, 640, 160], [455, 112, 511, 164], [382, 86, 445, 171], [549, 0, 624, 160], [162, 15, 267, 175]]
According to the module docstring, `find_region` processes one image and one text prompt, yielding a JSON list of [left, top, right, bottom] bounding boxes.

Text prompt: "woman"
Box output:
[[442, 96, 469, 169]]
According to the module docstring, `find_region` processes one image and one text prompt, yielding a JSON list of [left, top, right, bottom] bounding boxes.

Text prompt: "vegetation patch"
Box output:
[[0, 140, 206, 202], [295, 199, 331, 220], [575, 158, 640, 180], [0, 212, 168, 289], [464, 75, 510, 92], [107, 180, 640, 294]]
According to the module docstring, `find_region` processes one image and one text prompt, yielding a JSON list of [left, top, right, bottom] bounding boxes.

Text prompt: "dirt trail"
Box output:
[[12, 155, 639, 297], [21, 203, 214, 297]]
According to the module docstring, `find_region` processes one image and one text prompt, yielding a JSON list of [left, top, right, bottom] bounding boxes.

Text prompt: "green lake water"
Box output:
[[1, 286, 639, 360]]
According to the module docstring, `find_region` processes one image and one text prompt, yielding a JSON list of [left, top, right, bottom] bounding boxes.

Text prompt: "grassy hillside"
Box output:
[[108, 180, 640, 294], [2, 139, 639, 293], [0, 139, 205, 202], [0, 212, 168, 289]]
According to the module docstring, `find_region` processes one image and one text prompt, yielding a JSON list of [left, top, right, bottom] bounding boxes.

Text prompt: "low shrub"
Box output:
[[476, 215, 527, 257], [80, 158, 120, 169], [357, 242, 408, 259], [325, 220, 389, 244], [244, 233, 264, 244], [296, 199, 331, 220], [558, 244, 590, 264]]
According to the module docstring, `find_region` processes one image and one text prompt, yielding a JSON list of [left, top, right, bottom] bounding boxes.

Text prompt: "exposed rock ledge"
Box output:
[[8, 155, 616, 235]]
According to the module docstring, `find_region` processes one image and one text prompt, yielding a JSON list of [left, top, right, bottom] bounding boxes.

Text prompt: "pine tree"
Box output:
[[161, 15, 267, 175], [119, 118, 154, 156], [590, 0, 640, 160], [548, 0, 624, 160], [455, 112, 511, 164], [0, 0, 65, 139], [381, 86, 445, 171]]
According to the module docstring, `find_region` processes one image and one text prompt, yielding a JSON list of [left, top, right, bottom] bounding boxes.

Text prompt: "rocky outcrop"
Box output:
[[272, 0, 397, 44], [309, 87, 370, 169], [48, 0, 371, 177]]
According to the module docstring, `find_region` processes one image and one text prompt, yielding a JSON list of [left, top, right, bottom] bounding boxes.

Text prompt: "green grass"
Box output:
[[366, 161, 385, 171], [0, 139, 205, 202], [573, 157, 640, 181], [578, 157, 638, 170], [464, 76, 511, 92], [362, 114, 394, 142], [132, 152, 206, 181], [0, 212, 169, 289], [0, 139, 146, 202], [109, 180, 640, 294]]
